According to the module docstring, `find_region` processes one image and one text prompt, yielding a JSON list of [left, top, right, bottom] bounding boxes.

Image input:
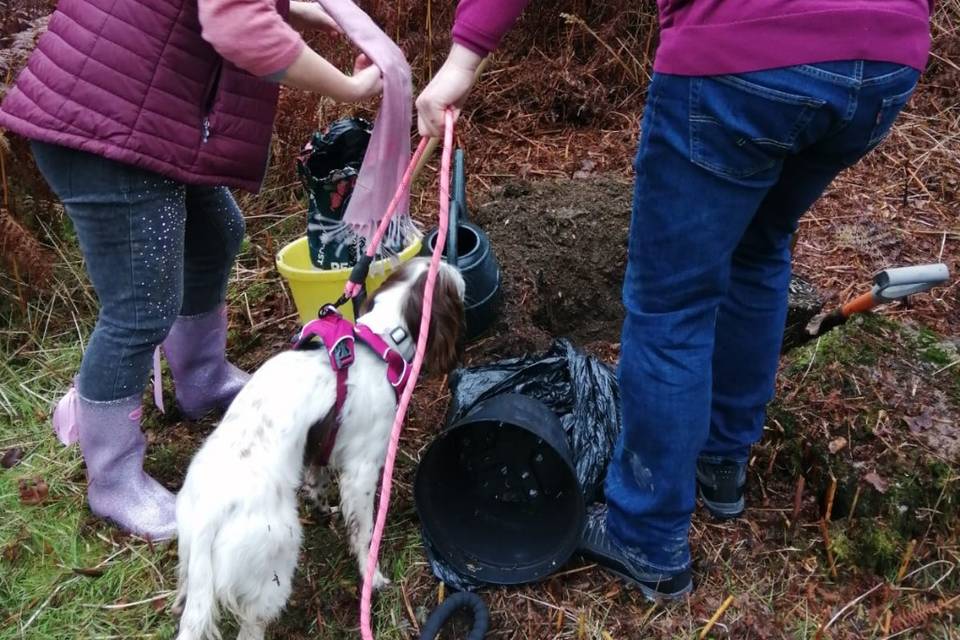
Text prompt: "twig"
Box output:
[[882, 609, 893, 635], [819, 519, 839, 579], [699, 595, 734, 639], [400, 581, 421, 634], [816, 582, 885, 637], [848, 483, 862, 521], [797, 337, 822, 388], [823, 475, 838, 521], [933, 358, 960, 375], [899, 559, 956, 591], [547, 563, 599, 580], [895, 540, 917, 583], [638, 602, 658, 627], [791, 475, 806, 529], [83, 590, 175, 610]]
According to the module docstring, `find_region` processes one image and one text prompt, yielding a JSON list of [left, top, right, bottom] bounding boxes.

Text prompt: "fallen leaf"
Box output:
[[18, 478, 49, 505], [603, 584, 621, 599], [72, 567, 105, 578], [863, 471, 889, 494], [828, 437, 848, 454], [904, 411, 934, 433], [1, 447, 24, 469], [2, 542, 21, 563]]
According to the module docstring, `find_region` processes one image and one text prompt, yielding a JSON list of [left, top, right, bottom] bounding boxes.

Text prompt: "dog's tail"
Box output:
[[176, 523, 220, 640]]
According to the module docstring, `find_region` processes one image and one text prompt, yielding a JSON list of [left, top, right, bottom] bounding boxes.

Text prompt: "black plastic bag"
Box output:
[[298, 117, 372, 270], [447, 339, 621, 505]]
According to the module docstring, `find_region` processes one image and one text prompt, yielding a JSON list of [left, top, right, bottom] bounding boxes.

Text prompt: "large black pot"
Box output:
[[414, 393, 586, 586], [422, 149, 501, 341]]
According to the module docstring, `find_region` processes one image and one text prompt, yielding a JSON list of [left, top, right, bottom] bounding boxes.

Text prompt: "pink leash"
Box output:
[[346, 110, 455, 640]]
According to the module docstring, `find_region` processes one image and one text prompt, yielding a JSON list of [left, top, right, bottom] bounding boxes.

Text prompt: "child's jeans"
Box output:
[[31, 142, 245, 403], [604, 61, 920, 573]]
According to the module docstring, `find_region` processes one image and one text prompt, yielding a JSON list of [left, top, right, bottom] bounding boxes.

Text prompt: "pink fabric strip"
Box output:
[[315, 0, 413, 236]]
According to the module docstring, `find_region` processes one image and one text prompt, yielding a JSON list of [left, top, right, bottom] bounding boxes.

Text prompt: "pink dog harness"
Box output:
[[293, 305, 411, 464]]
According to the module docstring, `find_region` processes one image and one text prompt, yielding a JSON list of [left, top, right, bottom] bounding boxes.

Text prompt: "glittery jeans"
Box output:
[[31, 142, 246, 402]]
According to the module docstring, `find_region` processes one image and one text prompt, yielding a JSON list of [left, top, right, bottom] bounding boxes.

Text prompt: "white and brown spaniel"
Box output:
[[173, 258, 464, 640]]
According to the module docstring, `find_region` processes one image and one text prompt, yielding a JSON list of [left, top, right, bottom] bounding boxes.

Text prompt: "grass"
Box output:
[[1, 206, 958, 639], [0, 320, 180, 640]]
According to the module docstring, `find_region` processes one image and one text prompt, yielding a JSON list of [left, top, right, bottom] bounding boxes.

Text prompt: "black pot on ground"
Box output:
[[414, 393, 586, 586]]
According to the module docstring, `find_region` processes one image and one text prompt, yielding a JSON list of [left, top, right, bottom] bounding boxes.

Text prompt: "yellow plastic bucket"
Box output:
[[276, 236, 423, 323]]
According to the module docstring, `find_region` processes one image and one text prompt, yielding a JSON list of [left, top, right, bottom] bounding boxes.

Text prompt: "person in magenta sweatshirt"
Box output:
[[419, 0, 932, 599], [0, 0, 381, 541]]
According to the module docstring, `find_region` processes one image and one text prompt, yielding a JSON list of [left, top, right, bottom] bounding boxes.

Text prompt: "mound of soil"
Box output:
[[470, 178, 824, 353], [473, 178, 632, 348]]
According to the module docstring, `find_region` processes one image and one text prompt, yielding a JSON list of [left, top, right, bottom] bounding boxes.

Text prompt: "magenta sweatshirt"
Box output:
[[451, 0, 932, 74]]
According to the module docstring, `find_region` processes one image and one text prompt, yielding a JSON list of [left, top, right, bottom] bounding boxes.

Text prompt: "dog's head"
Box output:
[[363, 257, 466, 373]]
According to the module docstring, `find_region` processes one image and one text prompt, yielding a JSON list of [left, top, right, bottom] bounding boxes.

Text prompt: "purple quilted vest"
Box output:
[[0, 0, 287, 193]]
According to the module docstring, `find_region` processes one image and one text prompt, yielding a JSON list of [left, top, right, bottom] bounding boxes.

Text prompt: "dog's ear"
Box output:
[[360, 262, 407, 315], [402, 267, 465, 374]]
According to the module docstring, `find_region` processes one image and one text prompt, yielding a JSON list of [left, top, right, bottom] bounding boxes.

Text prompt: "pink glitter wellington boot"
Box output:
[[161, 304, 250, 419], [52, 388, 176, 540]]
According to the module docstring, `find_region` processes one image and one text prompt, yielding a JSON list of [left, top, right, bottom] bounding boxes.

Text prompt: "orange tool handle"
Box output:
[[841, 291, 877, 317]]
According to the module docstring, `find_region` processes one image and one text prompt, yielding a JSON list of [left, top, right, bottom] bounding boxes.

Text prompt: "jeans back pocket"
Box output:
[[866, 83, 917, 150], [690, 74, 826, 181]]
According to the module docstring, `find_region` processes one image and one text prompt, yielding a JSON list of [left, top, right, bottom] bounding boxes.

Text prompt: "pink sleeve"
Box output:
[[198, 0, 307, 78], [451, 0, 530, 55]]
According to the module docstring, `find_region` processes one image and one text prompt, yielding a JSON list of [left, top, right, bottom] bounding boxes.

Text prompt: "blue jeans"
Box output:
[[605, 62, 919, 573], [31, 142, 245, 402]]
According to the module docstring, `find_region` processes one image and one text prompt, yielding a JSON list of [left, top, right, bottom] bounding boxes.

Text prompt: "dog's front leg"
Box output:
[[338, 460, 390, 590], [237, 620, 267, 640]]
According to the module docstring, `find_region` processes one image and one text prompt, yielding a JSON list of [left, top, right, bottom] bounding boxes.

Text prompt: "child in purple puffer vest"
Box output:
[[0, 0, 382, 541]]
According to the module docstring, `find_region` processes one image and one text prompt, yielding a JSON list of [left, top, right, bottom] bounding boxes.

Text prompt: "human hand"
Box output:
[[347, 54, 382, 101], [416, 44, 484, 138], [289, 1, 342, 35]]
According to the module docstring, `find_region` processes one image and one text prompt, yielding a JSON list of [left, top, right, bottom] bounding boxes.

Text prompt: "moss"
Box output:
[[851, 522, 903, 578], [828, 527, 854, 567], [907, 326, 956, 367], [783, 316, 891, 379]]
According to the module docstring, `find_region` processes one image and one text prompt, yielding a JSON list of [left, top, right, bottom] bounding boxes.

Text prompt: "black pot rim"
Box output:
[[426, 222, 486, 267]]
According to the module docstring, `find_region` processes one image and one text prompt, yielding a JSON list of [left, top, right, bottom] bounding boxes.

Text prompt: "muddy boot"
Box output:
[[579, 504, 693, 601], [53, 388, 176, 540], [161, 304, 249, 419], [696, 458, 747, 520]]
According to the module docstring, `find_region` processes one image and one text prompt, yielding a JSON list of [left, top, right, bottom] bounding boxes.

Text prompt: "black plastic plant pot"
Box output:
[[421, 148, 502, 341], [423, 218, 501, 341], [414, 393, 586, 586]]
